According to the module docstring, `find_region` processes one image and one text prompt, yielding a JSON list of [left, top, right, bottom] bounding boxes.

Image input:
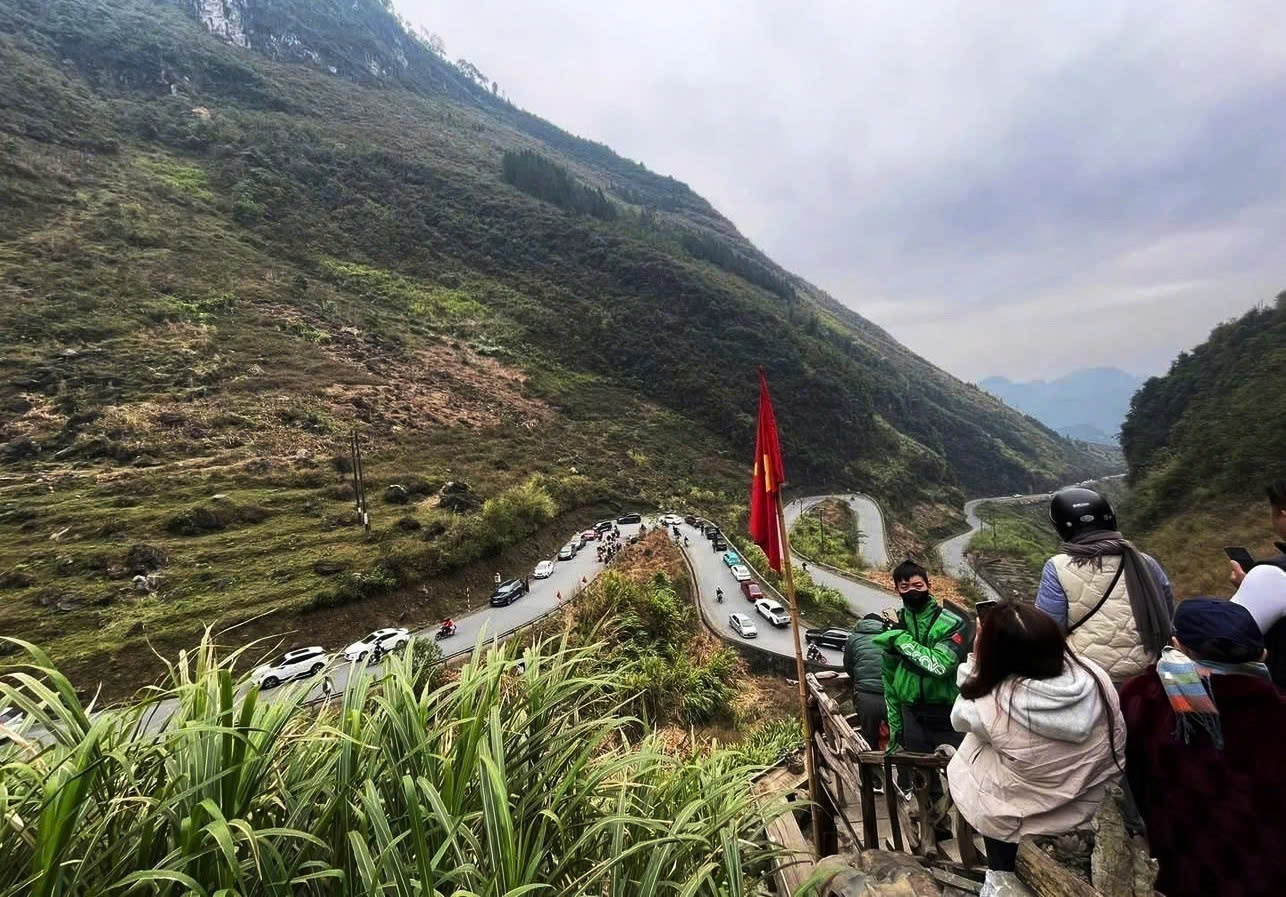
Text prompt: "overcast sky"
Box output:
[[405, 1, 1285, 381]]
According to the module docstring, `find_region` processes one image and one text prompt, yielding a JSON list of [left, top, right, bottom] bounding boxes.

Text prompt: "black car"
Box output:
[[705, 526, 720, 540], [684, 515, 698, 526], [490, 579, 524, 607], [805, 628, 850, 651], [595, 520, 614, 533], [616, 513, 642, 524], [711, 538, 728, 551]]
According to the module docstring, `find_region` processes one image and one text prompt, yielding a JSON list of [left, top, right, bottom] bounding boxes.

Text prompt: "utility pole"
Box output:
[[351, 431, 370, 533]]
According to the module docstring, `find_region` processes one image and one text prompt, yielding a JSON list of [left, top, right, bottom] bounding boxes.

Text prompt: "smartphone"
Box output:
[[1224, 547, 1257, 570], [974, 599, 998, 617]]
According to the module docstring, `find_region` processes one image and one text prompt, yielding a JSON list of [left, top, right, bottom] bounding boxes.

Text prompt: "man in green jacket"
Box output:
[[844, 613, 890, 750], [872, 560, 969, 754]]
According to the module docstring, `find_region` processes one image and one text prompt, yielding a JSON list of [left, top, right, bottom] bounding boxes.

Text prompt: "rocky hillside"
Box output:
[[0, 0, 1112, 688], [1120, 292, 1286, 595]]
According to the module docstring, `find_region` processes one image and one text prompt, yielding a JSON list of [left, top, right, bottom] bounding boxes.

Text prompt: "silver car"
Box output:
[[729, 613, 758, 639], [252, 646, 328, 689]]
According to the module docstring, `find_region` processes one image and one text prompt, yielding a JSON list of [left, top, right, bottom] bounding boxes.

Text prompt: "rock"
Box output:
[[330, 511, 360, 528], [3, 435, 40, 461], [105, 564, 128, 580], [55, 594, 83, 612], [395, 514, 421, 531], [132, 574, 158, 593], [438, 480, 480, 514], [313, 559, 347, 576], [212, 493, 228, 500], [132, 454, 160, 468], [247, 364, 265, 376], [440, 480, 471, 495], [60, 347, 80, 358], [126, 544, 168, 574], [816, 851, 946, 897], [0, 569, 35, 589], [190, 106, 211, 119], [384, 484, 410, 504], [166, 506, 226, 535]]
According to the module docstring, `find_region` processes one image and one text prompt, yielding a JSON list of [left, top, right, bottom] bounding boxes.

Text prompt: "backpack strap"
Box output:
[[1068, 559, 1126, 634]]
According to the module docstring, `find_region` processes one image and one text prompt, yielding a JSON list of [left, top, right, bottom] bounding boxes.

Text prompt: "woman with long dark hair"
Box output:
[[947, 600, 1125, 881]]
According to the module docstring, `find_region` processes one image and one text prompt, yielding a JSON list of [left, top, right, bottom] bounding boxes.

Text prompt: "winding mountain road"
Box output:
[[935, 493, 1053, 602]]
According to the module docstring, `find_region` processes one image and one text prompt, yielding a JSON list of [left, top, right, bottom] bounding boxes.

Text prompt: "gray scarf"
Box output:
[[1060, 530, 1172, 659]]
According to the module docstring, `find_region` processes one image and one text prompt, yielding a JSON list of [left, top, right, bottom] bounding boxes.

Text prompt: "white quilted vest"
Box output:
[[1052, 554, 1153, 681]]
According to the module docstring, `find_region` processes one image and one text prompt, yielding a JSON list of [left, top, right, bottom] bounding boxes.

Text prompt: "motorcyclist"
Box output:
[[716, 587, 724, 603], [807, 644, 824, 662], [441, 618, 455, 635]]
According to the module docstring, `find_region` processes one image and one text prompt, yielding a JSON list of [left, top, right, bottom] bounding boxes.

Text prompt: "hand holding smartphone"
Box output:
[[1224, 547, 1257, 571]]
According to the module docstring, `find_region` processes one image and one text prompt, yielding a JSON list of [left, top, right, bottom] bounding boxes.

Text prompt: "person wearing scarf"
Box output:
[[1120, 597, 1286, 897], [1036, 487, 1175, 682]]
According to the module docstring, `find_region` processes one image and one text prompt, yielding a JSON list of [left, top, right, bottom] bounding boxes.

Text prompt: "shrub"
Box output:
[[124, 543, 167, 574]]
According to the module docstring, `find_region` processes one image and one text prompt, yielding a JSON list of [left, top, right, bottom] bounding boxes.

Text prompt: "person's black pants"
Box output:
[[854, 690, 887, 750], [900, 703, 963, 801], [983, 837, 1018, 871]]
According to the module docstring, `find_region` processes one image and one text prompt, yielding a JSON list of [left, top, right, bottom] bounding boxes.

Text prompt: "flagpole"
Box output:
[[774, 490, 824, 845]]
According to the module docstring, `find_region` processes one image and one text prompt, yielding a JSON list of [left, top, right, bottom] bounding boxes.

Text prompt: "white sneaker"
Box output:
[[979, 871, 1035, 897]]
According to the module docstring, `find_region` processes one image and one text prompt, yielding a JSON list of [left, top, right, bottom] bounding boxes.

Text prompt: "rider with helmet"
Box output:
[[1037, 487, 1175, 682], [716, 587, 724, 603]]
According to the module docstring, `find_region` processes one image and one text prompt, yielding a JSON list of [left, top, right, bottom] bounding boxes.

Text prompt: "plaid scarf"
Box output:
[[1157, 646, 1271, 750]]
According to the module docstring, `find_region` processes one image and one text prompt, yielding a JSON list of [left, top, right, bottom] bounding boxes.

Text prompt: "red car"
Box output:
[[580, 529, 600, 542], [741, 581, 763, 601]]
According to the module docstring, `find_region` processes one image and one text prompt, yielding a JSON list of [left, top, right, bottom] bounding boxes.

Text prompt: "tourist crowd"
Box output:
[[843, 481, 1286, 897]]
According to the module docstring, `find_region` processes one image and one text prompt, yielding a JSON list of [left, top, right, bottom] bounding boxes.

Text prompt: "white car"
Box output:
[[729, 613, 758, 639], [557, 544, 576, 561], [755, 599, 790, 628], [730, 564, 752, 583], [253, 647, 328, 689], [659, 513, 681, 527], [0, 707, 25, 744], [533, 560, 555, 578], [342, 628, 409, 663]]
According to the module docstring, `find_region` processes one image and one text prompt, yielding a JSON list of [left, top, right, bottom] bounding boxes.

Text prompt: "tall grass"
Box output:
[[0, 634, 784, 897]]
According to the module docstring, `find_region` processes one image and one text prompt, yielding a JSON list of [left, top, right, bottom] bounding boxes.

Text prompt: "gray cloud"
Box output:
[[404, 0, 1286, 380]]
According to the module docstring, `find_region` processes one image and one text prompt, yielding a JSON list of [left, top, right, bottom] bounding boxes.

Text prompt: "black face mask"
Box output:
[[900, 589, 931, 611]]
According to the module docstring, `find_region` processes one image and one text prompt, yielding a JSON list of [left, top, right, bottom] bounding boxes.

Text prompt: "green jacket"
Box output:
[[843, 618, 888, 695], [871, 598, 968, 749]]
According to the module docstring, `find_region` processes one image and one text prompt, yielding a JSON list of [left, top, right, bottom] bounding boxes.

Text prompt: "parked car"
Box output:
[[343, 628, 410, 663], [580, 529, 599, 542], [659, 513, 681, 527], [557, 544, 576, 561], [490, 579, 524, 607], [684, 515, 698, 526], [0, 706, 25, 743], [596, 520, 614, 533], [741, 581, 763, 601], [755, 599, 790, 628], [704, 526, 720, 540], [805, 628, 850, 651], [712, 538, 728, 552], [533, 560, 555, 578], [253, 647, 328, 689], [616, 513, 642, 524], [569, 533, 586, 551], [730, 564, 752, 583], [721, 550, 741, 568], [729, 613, 758, 639]]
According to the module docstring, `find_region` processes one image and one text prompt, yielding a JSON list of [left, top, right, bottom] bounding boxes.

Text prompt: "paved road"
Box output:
[[782, 494, 889, 568], [936, 494, 1056, 602]]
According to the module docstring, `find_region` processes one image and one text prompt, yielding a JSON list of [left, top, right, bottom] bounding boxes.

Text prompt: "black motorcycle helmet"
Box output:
[[1049, 487, 1116, 539]]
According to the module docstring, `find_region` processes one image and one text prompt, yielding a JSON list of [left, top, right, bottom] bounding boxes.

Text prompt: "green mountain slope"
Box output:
[[0, 0, 1112, 688], [1120, 292, 1286, 595]]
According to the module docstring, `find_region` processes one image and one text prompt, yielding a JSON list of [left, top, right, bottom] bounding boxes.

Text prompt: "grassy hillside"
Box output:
[[1120, 292, 1286, 595], [0, 0, 1111, 689]]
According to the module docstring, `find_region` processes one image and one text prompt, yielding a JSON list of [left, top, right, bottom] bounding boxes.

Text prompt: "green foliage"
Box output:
[[679, 228, 795, 301], [0, 633, 779, 896], [790, 500, 865, 572], [730, 717, 804, 766], [969, 501, 1059, 589], [501, 148, 618, 220], [1121, 293, 1286, 529]]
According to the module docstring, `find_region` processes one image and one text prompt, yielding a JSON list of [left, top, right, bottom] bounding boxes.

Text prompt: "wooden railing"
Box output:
[[804, 672, 984, 871]]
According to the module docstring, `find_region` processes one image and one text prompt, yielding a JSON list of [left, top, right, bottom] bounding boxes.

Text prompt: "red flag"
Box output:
[[749, 368, 787, 571]]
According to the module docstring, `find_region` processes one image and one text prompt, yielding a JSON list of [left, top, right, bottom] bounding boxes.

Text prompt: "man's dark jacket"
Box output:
[[1120, 666, 1286, 897]]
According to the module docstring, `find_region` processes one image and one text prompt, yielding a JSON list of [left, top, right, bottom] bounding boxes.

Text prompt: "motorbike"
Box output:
[[806, 645, 825, 663], [716, 588, 724, 603], [435, 623, 458, 641]]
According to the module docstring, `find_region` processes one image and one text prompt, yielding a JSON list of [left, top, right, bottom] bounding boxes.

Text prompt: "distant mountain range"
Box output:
[[979, 368, 1144, 445]]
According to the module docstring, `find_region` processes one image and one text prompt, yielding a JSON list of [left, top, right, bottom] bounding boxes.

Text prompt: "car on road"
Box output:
[[0, 706, 25, 743], [805, 628, 850, 651], [490, 579, 524, 606], [730, 564, 752, 583], [684, 515, 698, 526], [729, 613, 758, 639], [721, 550, 741, 568], [712, 537, 728, 552], [596, 520, 614, 533], [616, 513, 642, 524], [755, 599, 790, 628], [580, 529, 599, 542], [533, 559, 555, 578], [557, 544, 576, 561], [704, 526, 720, 540], [253, 647, 328, 689], [343, 628, 410, 663], [740, 581, 763, 601], [659, 513, 681, 527]]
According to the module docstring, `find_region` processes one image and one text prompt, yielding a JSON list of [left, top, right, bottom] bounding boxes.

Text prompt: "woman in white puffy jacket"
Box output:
[[947, 599, 1125, 877]]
